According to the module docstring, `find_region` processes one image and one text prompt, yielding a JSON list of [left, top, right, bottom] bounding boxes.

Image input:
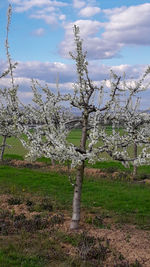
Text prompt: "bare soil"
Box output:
[[0, 193, 150, 266], [10, 159, 109, 178], [62, 215, 150, 267]]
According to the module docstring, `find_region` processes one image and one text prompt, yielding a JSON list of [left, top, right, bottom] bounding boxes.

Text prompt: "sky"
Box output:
[[0, 0, 150, 108]]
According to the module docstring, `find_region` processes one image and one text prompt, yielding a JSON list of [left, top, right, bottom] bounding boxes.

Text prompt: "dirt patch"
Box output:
[[0, 194, 40, 219], [88, 225, 150, 266], [84, 168, 108, 178], [0, 194, 65, 237], [60, 215, 150, 266], [48, 165, 108, 178], [9, 160, 109, 178], [10, 160, 46, 168], [0, 193, 149, 266]]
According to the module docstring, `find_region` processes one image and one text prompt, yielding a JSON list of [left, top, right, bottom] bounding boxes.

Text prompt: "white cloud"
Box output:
[[32, 28, 45, 36], [73, 0, 86, 9], [59, 14, 66, 21], [0, 76, 74, 104], [34, 6, 55, 14], [0, 60, 148, 86], [103, 6, 126, 16], [9, 0, 20, 4], [18, 91, 33, 100], [103, 3, 150, 46], [60, 3, 150, 60], [11, 61, 76, 83], [79, 6, 101, 17], [0, 60, 149, 107], [9, 0, 68, 25], [73, 20, 102, 37], [0, 76, 32, 90], [30, 13, 58, 25], [110, 64, 145, 79], [29, 5, 64, 25], [9, 0, 68, 12], [8, 2, 150, 61], [59, 20, 122, 60]]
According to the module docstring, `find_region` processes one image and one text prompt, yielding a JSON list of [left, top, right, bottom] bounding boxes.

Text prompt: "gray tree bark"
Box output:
[[70, 162, 84, 229], [0, 135, 7, 161], [133, 142, 137, 178], [51, 158, 55, 166], [70, 113, 88, 230]]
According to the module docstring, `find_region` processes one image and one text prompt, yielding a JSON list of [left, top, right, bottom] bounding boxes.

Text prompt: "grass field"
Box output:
[[0, 136, 27, 156], [0, 165, 150, 224], [0, 164, 150, 265]]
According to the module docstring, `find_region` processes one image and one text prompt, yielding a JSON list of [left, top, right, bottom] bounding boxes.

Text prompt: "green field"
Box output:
[[0, 136, 27, 156], [0, 165, 150, 223]]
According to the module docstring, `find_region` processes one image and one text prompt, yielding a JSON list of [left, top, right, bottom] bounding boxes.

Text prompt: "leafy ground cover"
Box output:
[[0, 164, 150, 266]]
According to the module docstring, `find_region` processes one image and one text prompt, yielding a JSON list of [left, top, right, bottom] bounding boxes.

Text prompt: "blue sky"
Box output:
[[0, 0, 150, 108]]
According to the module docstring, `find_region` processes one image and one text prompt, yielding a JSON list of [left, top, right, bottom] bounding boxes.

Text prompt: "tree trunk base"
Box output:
[[70, 220, 79, 230], [51, 158, 55, 166]]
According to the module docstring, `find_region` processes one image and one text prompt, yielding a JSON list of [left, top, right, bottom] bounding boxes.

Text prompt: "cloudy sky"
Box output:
[[0, 0, 150, 108]]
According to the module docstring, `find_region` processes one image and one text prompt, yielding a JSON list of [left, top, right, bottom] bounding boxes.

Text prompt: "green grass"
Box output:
[[0, 232, 73, 267], [0, 166, 73, 207], [67, 128, 82, 146], [82, 178, 150, 215], [4, 154, 24, 161], [87, 160, 128, 171], [0, 165, 150, 224], [0, 136, 27, 156], [0, 248, 44, 267]]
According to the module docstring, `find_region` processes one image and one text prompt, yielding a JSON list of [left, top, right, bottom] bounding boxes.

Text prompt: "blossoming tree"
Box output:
[[5, 6, 150, 229], [0, 88, 18, 161], [116, 96, 150, 177], [13, 26, 149, 230], [0, 5, 18, 161]]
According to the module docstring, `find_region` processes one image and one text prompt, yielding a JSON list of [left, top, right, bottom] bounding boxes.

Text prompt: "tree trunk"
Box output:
[[0, 135, 7, 161], [70, 112, 88, 230], [70, 162, 84, 230], [133, 142, 137, 178], [133, 165, 137, 178], [51, 158, 55, 166]]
